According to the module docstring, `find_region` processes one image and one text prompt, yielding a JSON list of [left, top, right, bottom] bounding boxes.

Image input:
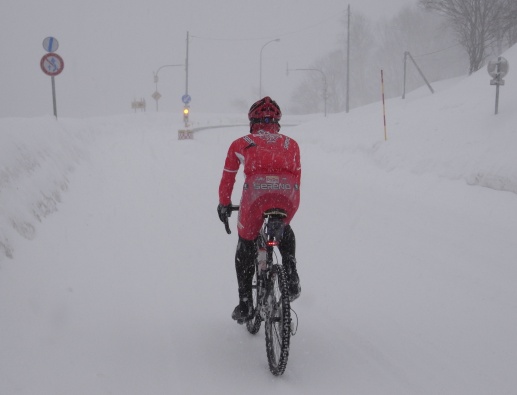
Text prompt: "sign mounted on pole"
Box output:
[[40, 53, 64, 76], [487, 56, 509, 115], [487, 57, 509, 81], [40, 38, 64, 118], [182, 94, 191, 104], [42, 37, 59, 53]]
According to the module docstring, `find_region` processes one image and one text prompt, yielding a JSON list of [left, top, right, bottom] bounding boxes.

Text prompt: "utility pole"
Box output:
[[402, 51, 408, 99], [185, 31, 190, 96], [346, 4, 350, 113]]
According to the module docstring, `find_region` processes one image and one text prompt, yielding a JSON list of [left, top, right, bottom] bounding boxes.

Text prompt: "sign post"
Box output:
[[151, 91, 161, 111], [487, 56, 509, 115], [381, 70, 387, 141], [178, 94, 193, 140], [40, 38, 64, 119]]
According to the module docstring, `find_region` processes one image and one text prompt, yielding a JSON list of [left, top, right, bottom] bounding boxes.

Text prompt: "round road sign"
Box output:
[[40, 53, 64, 76], [42, 37, 59, 53], [182, 94, 191, 104], [487, 57, 509, 79]]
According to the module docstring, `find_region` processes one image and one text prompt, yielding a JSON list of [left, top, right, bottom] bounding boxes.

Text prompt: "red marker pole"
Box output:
[[381, 70, 387, 141]]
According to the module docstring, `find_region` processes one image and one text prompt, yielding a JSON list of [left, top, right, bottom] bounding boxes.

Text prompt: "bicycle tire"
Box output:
[[246, 263, 262, 334], [265, 264, 291, 376]]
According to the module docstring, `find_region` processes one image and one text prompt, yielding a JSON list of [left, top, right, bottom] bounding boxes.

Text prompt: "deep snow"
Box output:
[[1, 47, 516, 394]]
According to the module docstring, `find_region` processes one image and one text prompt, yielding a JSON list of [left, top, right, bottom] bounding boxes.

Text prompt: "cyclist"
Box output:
[[217, 96, 302, 323]]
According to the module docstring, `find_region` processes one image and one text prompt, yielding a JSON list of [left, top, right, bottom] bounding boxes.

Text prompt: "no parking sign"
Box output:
[[40, 53, 64, 76]]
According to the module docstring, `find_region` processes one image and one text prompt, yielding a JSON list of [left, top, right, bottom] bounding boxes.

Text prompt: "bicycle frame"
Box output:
[[255, 213, 286, 318]]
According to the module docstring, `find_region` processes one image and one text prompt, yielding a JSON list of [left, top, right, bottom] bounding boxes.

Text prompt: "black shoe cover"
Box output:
[[232, 299, 253, 324]]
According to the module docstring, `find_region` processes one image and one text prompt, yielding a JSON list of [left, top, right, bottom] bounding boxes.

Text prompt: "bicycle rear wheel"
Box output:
[[246, 263, 262, 334], [265, 264, 291, 376]]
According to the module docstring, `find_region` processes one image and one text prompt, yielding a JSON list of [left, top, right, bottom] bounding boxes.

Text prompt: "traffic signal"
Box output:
[[183, 106, 190, 125]]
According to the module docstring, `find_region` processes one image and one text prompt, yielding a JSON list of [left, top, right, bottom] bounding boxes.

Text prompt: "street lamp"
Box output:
[[286, 65, 328, 116], [152, 64, 183, 111], [259, 38, 280, 98]]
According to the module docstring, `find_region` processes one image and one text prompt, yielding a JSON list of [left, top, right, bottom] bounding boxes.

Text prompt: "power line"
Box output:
[[191, 12, 343, 42], [412, 43, 461, 58]]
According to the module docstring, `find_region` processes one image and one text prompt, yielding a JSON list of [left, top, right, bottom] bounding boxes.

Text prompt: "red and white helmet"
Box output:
[[248, 96, 282, 125]]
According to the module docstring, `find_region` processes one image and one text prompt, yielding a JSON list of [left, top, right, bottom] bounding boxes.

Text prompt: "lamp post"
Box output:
[[259, 38, 280, 98], [153, 64, 183, 111], [287, 65, 328, 116]]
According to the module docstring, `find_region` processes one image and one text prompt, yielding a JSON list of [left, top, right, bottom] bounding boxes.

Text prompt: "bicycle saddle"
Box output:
[[263, 208, 288, 218]]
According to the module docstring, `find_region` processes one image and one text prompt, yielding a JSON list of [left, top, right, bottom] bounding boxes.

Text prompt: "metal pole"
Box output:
[[495, 56, 501, 115], [321, 71, 327, 117], [185, 31, 190, 96], [402, 51, 408, 99], [495, 84, 500, 115], [259, 39, 280, 98], [259, 51, 262, 97], [407, 51, 434, 94], [381, 70, 382, 141], [51, 76, 57, 119], [153, 64, 183, 111], [346, 4, 350, 113], [153, 72, 159, 111]]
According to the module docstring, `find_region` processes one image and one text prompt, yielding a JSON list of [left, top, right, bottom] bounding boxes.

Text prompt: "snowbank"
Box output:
[[0, 117, 95, 260]]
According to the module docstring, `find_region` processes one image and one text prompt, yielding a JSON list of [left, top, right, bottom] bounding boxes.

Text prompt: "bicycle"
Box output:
[[223, 205, 295, 376]]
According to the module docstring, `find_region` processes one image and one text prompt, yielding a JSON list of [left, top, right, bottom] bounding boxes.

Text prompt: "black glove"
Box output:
[[217, 203, 231, 223]]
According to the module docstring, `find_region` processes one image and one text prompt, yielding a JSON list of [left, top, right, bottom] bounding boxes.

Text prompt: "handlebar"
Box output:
[[223, 205, 240, 234]]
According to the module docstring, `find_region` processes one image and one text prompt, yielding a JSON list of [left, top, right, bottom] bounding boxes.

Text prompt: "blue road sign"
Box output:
[[43, 37, 59, 53], [182, 94, 191, 104]]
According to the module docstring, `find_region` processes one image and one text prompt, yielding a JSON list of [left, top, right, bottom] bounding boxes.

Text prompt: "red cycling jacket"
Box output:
[[219, 123, 301, 240]]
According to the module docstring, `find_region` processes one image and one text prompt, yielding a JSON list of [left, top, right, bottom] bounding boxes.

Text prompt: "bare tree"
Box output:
[[420, 0, 516, 74], [341, 12, 377, 109], [288, 5, 469, 114], [377, 6, 467, 96], [289, 11, 377, 115], [500, 0, 517, 47]]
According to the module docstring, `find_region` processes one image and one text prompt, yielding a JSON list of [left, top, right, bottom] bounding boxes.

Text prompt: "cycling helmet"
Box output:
[[248, 96, 282, 125]]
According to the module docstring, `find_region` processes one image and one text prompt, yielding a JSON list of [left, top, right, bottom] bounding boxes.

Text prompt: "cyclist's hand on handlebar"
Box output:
[[218, 204, 239, 235], [217, 203, 232, 223]]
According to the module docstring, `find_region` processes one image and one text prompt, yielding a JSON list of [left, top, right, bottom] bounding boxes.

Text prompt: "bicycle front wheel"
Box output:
[[265, 264, 291, 376]]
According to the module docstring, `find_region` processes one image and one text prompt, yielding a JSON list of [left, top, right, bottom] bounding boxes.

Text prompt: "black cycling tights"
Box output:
[[235, 225, 296, 299]]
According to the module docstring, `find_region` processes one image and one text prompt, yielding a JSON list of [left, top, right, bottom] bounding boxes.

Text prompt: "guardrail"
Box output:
[[178, 122, 301, 140]]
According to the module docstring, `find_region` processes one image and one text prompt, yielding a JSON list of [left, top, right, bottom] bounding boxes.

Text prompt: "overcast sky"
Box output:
[[2, 0, 417, 118]]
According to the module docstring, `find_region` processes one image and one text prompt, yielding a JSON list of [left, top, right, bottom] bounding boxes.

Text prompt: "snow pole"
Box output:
[[381, 69, 387, 141]]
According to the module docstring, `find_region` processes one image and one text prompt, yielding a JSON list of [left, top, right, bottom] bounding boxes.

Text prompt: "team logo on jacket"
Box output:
[[256, 130, 282, 143], [253, 175, 291, 190]]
